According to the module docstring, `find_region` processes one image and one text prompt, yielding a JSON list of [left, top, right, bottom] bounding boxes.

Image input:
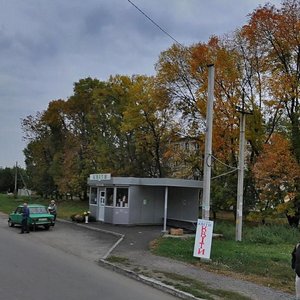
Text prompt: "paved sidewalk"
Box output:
[[82, 221, 295, 300]]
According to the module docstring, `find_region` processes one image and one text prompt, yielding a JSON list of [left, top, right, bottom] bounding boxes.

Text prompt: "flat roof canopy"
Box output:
[[88, 177, 203, 189]]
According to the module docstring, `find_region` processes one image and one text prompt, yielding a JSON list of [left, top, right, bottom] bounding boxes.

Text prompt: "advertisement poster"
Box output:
[[193, 219, 214, 259]]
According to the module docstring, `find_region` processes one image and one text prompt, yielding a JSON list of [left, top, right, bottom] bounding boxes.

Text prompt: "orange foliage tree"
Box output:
[[240, 0, 300, 162], [155, 38, 253, 214], [252, 133, 300, 224]]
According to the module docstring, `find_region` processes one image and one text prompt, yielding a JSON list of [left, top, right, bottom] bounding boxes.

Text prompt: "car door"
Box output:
[[12, 207, 23, 224]]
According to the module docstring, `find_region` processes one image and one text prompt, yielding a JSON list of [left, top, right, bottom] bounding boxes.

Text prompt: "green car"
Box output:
[[8, 204, 55, 230]]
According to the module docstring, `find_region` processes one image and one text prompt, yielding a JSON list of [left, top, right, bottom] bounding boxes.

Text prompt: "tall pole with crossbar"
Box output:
[[235, 99, 252, 241], [202, 64, 215, 220], [235, 111, 246, 241]]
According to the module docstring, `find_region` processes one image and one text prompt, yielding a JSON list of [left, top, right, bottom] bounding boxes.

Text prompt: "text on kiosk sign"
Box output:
[[89, 173, 111, 181]]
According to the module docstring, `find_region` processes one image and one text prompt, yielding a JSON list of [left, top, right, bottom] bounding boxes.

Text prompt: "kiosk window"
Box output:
[[90, 187, 97, 205], [106, 188, 114, 206], [116, 188, 128, 207]]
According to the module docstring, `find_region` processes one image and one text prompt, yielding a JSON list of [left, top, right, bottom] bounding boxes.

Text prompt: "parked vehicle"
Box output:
[[8, 204, 55, 230]]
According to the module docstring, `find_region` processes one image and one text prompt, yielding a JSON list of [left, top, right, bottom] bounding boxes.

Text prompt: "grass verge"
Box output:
[[152, 220, 299, 293], [0, 193, 89, 220]]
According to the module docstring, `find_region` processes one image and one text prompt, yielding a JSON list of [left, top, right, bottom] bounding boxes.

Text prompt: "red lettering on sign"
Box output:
[[196, 225, 208, 256], [198, 248, 205, 255]]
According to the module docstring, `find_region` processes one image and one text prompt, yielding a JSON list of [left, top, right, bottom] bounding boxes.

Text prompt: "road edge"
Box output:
[[98, 259, 204, 300], [58, 218, 204, 299]]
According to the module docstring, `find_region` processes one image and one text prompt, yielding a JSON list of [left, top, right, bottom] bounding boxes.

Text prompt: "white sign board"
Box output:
[[89, 173, 111, 181], [193, 219, 214, 259]]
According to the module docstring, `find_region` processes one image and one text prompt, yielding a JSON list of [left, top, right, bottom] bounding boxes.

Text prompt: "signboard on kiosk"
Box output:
[[89, 173, 111, 181], [193, 219, 214, 260]]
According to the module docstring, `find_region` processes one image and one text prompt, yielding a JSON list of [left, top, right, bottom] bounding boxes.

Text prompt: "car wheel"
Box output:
[[8, 219, 14, 227], [44, 224, 50, 230]]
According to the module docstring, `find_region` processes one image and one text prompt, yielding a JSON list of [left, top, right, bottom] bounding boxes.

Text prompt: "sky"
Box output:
[[0, 0, 282, 168]]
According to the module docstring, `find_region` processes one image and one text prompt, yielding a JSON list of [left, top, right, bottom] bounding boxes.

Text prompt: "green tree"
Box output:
[[122, 75, 176, 177], [0, 167, 15, 193], [89, 75, 133, 176], [61, 78, 105, 200], [22, 111, 57, 198]]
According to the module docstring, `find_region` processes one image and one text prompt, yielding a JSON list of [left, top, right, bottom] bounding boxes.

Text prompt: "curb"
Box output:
[[56, 219, 125, 259], [57, 218, 123, 237], [58, 218, 204, 300], [98, 259, 204, 300]]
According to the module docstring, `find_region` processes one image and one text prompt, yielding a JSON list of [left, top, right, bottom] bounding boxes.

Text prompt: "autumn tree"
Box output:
[[121, 75, 176, 177], [60, 78, 105, 200], [252, 133, 300, 224], [40, 100, 69, 198], [87, 75, 134, 176], [155, 38, 247, 213], [89, 74, 176, 178], [22, 79, 105, 199], [241, 0, 300, 161], [21, 0, 300, 212]]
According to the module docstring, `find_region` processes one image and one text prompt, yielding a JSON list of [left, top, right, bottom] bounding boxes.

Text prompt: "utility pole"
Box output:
[[14, 161, 18, 197], [202, 64, 215, 220], [235, 100, 252, 241]]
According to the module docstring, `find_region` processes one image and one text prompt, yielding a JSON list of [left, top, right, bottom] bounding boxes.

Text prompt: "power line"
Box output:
[[127, 0, 186, 49]]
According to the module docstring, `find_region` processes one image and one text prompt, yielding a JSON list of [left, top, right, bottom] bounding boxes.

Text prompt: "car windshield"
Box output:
[[29, 207, 47, 214]]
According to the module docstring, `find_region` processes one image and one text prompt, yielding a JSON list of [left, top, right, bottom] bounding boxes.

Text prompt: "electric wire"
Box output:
[[127, 1, 200, 90], [212, 168, 238, 180], [205, 153, 238, 179], [127, 0, 185, 49], [211, 154, 238, 170], [128, 0, 237, 180]]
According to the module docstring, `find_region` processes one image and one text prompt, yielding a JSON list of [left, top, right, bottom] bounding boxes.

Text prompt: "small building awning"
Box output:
[[88, 177, 202, 189]]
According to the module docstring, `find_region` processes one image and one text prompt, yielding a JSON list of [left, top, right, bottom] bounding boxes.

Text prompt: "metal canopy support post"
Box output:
[[163, 186, 168, 233], [236, 112, 246, 241], [202, 64, 215, 220]]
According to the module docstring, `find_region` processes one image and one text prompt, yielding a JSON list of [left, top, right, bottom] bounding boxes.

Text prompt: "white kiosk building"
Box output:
[[88, 174, 202, 231]]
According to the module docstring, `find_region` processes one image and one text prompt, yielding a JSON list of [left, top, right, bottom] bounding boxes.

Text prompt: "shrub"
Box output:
[[70, 214, 84, 223], [70, 213, 96, 223]]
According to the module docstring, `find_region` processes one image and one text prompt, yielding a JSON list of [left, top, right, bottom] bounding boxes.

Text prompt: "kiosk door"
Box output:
[[98, 189, 105, 221]]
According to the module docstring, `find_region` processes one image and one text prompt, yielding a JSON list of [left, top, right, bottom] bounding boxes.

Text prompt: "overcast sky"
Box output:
[[0, 0, 281, 168]]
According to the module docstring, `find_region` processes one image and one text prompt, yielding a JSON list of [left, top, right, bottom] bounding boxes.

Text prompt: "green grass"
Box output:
[[0, 193, 89, 220], [152, 220, 298, 293]]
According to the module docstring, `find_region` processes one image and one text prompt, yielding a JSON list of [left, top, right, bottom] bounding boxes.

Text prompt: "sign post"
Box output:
[[193, 219, 214, 260]]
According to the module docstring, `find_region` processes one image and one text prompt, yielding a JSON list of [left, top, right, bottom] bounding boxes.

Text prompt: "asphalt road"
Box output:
[[0, 214, 178, 300]]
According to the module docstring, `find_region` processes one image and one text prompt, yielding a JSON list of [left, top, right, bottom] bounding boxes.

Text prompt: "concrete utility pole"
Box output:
[[235, 112, 245, 241], [235, 102, 252, 241], [202, 64, 215, 220]]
